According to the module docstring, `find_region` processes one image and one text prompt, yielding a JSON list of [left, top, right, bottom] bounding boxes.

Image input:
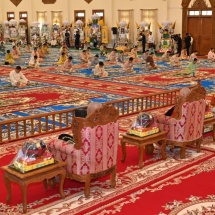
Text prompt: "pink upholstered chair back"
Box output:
[[72, 122, 119, 175], [49, 104, 119, 176], [162, 99, 206, 142]]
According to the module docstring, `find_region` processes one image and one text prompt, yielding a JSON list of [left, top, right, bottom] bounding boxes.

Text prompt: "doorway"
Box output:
[[19, 11, 29, 43], [182, 0, 215, 56], [187, 13, 212, 55]]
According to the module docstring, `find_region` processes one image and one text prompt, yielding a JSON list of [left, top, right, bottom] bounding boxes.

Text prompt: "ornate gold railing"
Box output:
[[0, 89, 180, 144]]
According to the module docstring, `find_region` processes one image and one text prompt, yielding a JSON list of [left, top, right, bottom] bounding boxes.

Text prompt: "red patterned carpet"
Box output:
[[1, 65, 215, 214], [111, 68, 215, 87], [0, 87, 101, 114], [0, 66, 165, 97], [0, 134, 215, 215], [1, 120, 215, 215]]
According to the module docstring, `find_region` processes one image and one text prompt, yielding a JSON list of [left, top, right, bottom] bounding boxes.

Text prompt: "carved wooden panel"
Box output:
[[10, 0, 22, 6], [210, 0, 215, 7], [182, 0, 191, 7], [191, 0, 209, 8], [173, 80, 206, 120], [182, 0, 215, 8], [85, 0, 93, 3], [72, 104, 119, 150], [42, 0, 56, 4]]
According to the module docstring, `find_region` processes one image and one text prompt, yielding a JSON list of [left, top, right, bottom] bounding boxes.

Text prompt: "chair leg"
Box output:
[[110, 166, 116, 188], [84, 175, 91, 198], [196, 138, 202, 153], [180, 145, 186, 159]]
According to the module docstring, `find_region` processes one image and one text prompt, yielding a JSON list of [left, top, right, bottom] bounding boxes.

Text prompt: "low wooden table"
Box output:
[[204, 116, 215, 141], [2, 160, 66, 214], [121, 131, 167, 168]]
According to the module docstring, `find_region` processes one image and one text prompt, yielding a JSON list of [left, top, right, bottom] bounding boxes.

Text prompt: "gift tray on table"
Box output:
[[9, 159, 57, 174]]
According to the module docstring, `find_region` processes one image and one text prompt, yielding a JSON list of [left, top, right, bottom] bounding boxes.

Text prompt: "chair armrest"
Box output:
[[155, 114, 177, 125], [48, 139, 76, 154]]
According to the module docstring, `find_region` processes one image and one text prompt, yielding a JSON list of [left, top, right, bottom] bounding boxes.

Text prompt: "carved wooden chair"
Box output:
[[155, 82, 206, 158], [48, 104, 119, 197]]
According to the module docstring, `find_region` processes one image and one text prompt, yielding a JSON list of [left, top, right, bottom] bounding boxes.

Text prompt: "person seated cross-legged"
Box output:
[[9, 66, 30, 87]]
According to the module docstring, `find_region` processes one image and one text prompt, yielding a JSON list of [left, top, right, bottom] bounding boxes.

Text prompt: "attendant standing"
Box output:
[[139, 32, 146, 53], [148, 32, 155, 49], [189, 33, 193, 55], [75, 31, 80, 49], [184, 33, 191, 56], [177, 34, 182, 56], [65, 30, 70, 47]]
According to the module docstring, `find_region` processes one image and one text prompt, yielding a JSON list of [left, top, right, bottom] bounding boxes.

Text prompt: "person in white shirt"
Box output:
[[161, 51, 171, 62], [29, 55, 40, 69], [107, 49, 117, 61], [117, 51, 125, 66], [189, 33, 193, 55], [60, 56, 74, 72], [170, 53, 181, 67], [208, 48, 215, 61], [9, 66, 29, 87], [90, 54, 99, 69], [148, 32, 155, 49], [142, 50, 149, 64], [80, 50, 89, 63], [189, 50, 200, 63], [93, 61, 108, 77], [123, 57, 134, 73]]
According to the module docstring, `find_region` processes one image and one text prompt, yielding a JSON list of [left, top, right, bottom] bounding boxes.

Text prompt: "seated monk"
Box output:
[[165, 87, 191, 117], [93, 61, 108, 77], [58, 102, 103, 142], [80, 50, 89, 63], [124, 43, 131, 54], [57, 52, 67, 65], [37, 45, 46, 58], [161, 51, 170, 62], [146, 52, 158, 70], [181, 49, 188, 60], [129, 46, 138, 59], [123, 57, 134, 73], [60, 56, 74, 72], [170, 53, 181, 67], [42, 43, 50, 55], [87, 102, 102, 115], [107, 49, 117, 61], [5, 50, 15, 65], [12, 46, 20, 59]]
